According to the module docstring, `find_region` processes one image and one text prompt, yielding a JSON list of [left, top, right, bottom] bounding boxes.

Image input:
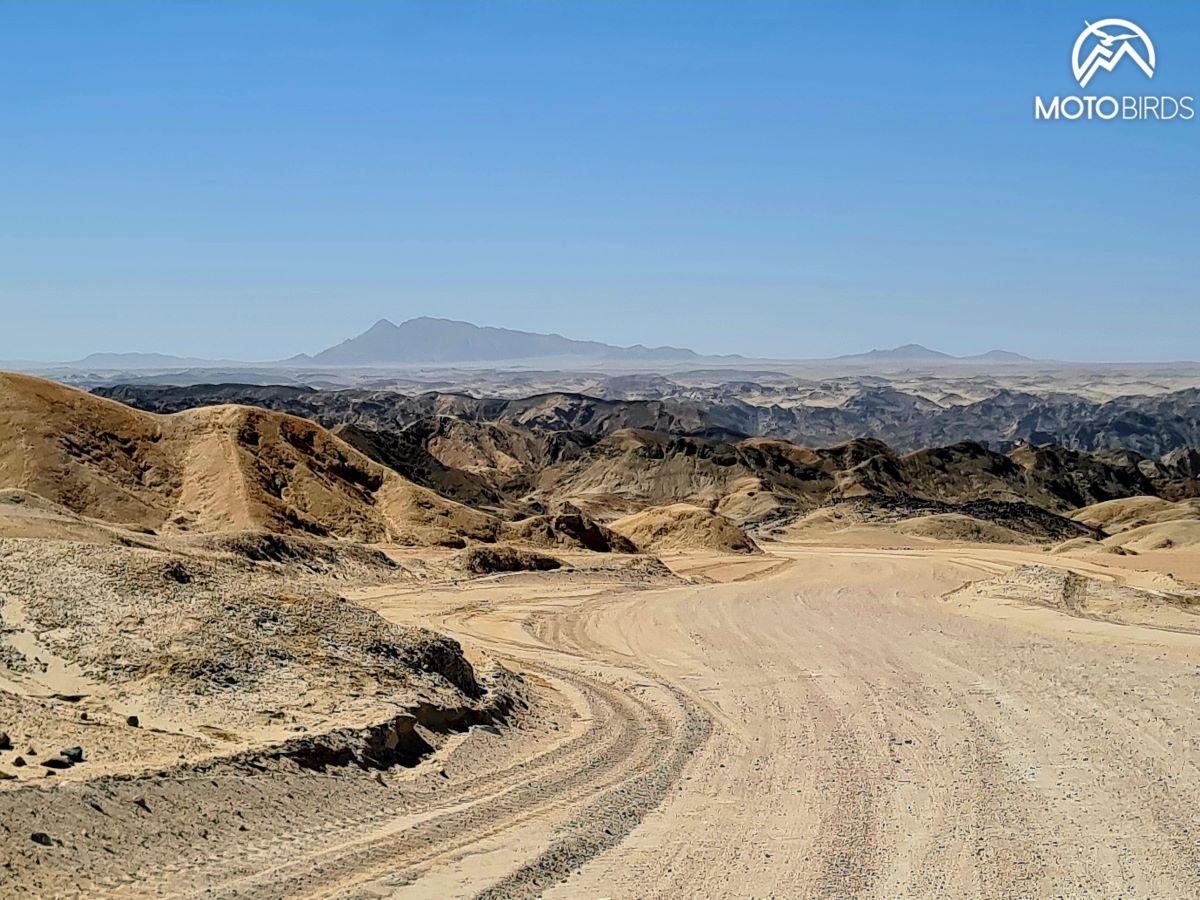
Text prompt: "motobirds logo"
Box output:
[[1035, 18, 1193, 121]]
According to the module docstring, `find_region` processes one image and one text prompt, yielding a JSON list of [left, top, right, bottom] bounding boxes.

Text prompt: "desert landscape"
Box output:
[[4, 355, 1200, 896], [5, 3, 1198, 895]]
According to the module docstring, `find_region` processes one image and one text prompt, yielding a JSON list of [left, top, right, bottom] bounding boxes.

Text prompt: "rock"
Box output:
[[13, 756, 26, 767], [79, 711, 89, 721], [126, 715, 140, 727], [161, 560, 193, 583], [30, 832, 52, 846], [61, 746, 85, 764], [471, 723, 502, 737], [0, 732, 11, 750], [40, 757, 73, 770]]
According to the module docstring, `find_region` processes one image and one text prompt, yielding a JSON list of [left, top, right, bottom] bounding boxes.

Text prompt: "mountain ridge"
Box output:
[[304, 316, 702, 366], [6, 320, 1036, 369], [836, 344, 1033, 364], [94, 379, 1200, 460]]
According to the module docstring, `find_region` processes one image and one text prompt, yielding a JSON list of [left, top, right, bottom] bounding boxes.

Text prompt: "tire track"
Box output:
[[155, 589, 709, 898]]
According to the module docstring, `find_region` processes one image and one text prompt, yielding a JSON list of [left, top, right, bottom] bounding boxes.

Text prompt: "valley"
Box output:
[[3, 370, 1200, 897]]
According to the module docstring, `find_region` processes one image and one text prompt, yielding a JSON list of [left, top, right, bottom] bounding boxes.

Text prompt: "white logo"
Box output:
[[1072, 19, 1155, 88]]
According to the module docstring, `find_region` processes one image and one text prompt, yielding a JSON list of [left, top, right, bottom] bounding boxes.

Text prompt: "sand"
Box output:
[[5, 532, 1200, 896], [6, 372, 1200, 896]]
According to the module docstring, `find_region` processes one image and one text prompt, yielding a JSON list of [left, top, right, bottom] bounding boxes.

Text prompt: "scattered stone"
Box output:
[[30, 833, 52, 847], [133, 797, 151, 813], [0, 732, 11, 750], [471, 723, 502, 737], [161, 561, 193, 584], [79, 711, 89, 721], [12, 756, 26, 767], [61, 746, 85, 764], [126, 715, 140, 728], [40, 757, 73, 770]]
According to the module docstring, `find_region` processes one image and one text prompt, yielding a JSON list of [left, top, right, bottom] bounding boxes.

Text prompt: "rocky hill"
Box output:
[[94, 381, 1200, 458], [77, 378, 1200, 544], [0, 373, 505, 545]]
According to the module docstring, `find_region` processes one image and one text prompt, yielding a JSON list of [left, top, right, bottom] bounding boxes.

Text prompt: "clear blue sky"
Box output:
[[1, 1, 1197, 362]]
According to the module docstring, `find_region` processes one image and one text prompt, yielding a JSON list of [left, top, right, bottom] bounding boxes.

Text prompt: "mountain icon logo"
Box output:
[[1072, 19, 1155, 88]]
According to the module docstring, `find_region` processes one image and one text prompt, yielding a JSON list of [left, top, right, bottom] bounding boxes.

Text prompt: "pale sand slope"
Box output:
[[1072, 496, 1200, 532], [1067, 496, 1200, 558], [57, 542, 1195, 898]]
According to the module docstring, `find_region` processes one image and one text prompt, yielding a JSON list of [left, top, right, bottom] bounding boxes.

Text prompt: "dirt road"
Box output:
[[8, 545, 1200, 897], [362, 546, 1200, 898]]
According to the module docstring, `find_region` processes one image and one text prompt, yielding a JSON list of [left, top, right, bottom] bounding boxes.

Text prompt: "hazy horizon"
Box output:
[[3, 1, 1198, 362], [7, 313, 1200, 367]]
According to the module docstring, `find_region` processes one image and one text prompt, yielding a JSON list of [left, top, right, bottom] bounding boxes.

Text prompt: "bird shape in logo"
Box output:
[[1085, 21, 1138, 49]]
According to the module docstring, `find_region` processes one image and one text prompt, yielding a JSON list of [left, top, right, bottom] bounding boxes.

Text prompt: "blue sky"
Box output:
[[1, 1, 1197, 362]]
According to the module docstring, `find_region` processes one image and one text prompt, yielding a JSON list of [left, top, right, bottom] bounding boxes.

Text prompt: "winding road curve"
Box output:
[[377, 546, 1200, 898], [13, 545, 1200, 897]]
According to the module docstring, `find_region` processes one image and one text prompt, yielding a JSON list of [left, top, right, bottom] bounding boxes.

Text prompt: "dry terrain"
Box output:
[[5, 536, 1200, 897], [4, 371, 1200, 896]]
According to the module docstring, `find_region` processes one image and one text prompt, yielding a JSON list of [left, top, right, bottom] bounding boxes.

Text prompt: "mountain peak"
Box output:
[[307, 317, 698, 366], [837, 344, 954, 362], [365, 318, 399, 332], [967, 349, 1033, 362]]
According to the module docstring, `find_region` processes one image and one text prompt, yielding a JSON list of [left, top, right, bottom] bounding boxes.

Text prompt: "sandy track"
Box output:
[[371, 548, 1200, 898], [532, 549, 1200, 898], [8, 546, 1200, 897]]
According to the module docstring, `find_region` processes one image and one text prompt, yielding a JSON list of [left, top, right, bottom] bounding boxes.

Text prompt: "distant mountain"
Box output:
[[964, 349, 1033, 363], [72, 352, 226, 368], [836, 344, 956, 362], [835, 344, 1033, 364], [303, 317, 699, 365], [8, 329, 1037, 372]]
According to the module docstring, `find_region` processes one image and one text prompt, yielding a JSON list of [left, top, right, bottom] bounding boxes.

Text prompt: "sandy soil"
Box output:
[[367, 544, 1200, 899], [5, 539, 1200, 896]]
